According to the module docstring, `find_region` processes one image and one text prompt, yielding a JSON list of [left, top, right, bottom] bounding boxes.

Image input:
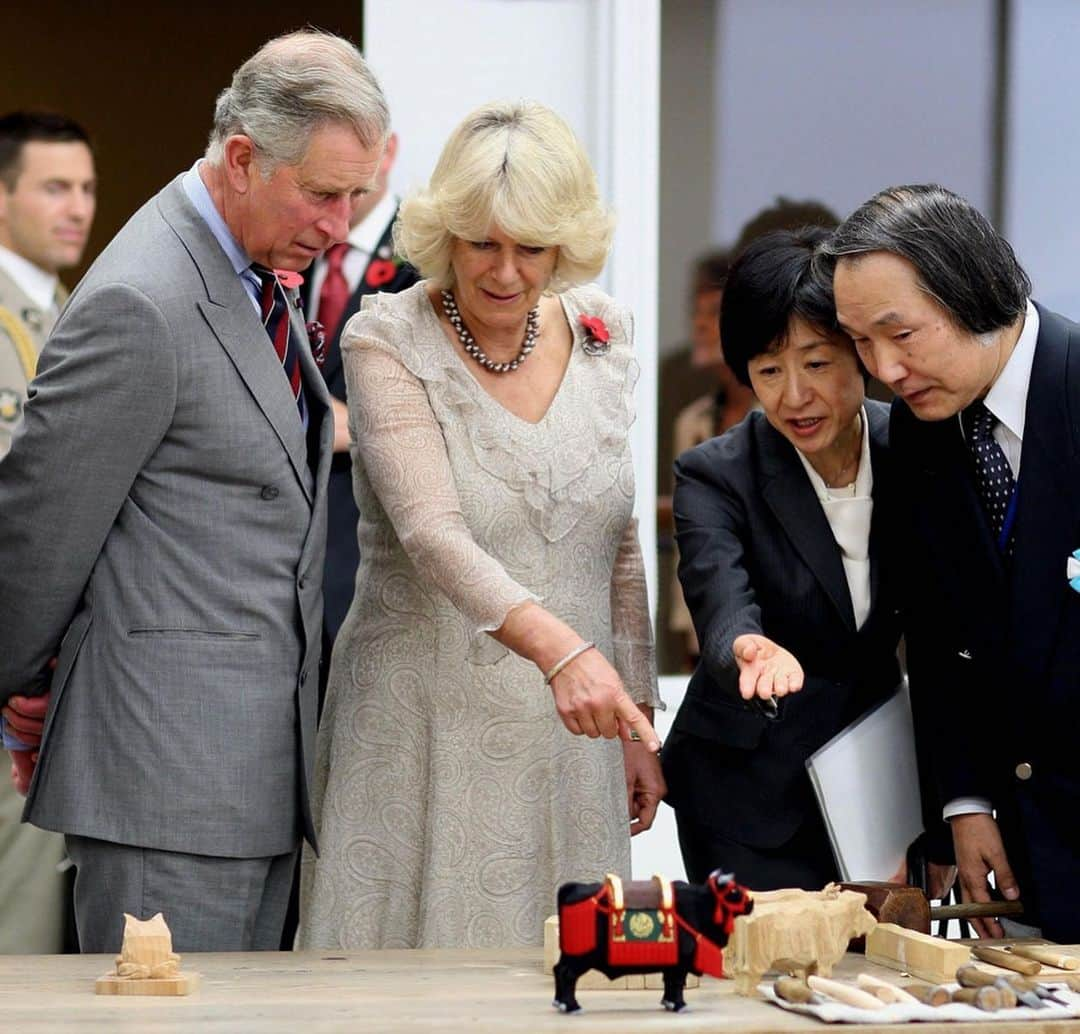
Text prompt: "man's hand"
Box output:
[[9, 750, 37, 796], [927, 861, 958, 902], [951, 812, 1019, 938], [329, 396, 351, 453], [2, 693, 50, 747], [732, 634, 804, 701], [624, 741, 666, 836]]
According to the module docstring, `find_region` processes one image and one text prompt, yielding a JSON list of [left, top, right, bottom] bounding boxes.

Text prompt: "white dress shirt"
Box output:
[[0, 244, 60, 316], [796, 407, 874, 629]]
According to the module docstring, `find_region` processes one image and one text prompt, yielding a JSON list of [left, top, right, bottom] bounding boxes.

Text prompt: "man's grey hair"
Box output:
[[821, 184, 1030, 337], [205, 30, 389, 171]]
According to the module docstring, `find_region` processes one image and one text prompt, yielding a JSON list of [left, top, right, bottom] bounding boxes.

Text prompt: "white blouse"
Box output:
[[795, 408, 874, 629]]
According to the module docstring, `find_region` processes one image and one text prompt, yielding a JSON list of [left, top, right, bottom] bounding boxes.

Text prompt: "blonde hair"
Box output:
[[395, 100, 614, 291]]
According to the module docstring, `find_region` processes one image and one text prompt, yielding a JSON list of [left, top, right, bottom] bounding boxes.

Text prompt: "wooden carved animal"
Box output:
[[553, 871, 753, 1013], [114, 913, 181, 980], [724, 884, 876, 995]]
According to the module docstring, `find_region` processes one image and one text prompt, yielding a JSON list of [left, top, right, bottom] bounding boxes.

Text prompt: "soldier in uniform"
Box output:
[[0, 111, 96, 952], [0, 112, 96, 456]]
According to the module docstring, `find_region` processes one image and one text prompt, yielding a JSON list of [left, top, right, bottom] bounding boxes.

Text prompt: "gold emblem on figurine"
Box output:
[[628, 911, 656, 938]]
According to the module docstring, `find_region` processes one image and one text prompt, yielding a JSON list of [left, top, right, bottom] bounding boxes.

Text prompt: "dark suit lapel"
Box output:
[[157, 179, 314, 503], [865, 404, 890, 612], [757, 419, 857, 630], [1010, 307, 1078, 675], [902, 403, 1009, 652]]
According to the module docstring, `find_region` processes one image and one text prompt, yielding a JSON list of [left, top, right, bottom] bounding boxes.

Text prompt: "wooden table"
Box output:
[[2, 948, 1079, 1032]]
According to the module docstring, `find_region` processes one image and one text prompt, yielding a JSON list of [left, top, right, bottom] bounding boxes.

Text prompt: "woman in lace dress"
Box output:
[[299, 101, 664, 950]]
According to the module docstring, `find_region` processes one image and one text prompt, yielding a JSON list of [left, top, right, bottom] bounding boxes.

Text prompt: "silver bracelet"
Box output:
[[543, 641, 596, 685]]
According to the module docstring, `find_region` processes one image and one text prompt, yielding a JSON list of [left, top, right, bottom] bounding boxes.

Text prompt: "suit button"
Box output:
[[1015, 762, 1033, 781], [299, 671, 307, 687], [260, 485, 280, 500], [298, 577, 306, 590]]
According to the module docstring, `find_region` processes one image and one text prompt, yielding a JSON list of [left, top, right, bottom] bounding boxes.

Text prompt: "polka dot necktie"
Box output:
[[963, 401, 1016, 554]]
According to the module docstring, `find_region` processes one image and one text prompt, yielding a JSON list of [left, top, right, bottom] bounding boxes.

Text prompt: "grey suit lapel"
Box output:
[[156, 178, 314, 503], [757, 418, 857, 630]]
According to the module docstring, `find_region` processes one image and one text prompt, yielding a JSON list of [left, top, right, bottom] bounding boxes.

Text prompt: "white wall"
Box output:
[[1004, 0, 1080, 319], [713, 0, 996, 240]]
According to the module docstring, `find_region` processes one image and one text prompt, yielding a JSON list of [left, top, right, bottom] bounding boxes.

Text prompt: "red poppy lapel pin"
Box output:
[[579, 314, 611, 356]]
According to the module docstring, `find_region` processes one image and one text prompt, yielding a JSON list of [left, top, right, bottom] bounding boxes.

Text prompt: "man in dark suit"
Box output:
[[301, 129, 418, 649], [829, 184, 1080, 941], [0, 31, 389, 952]]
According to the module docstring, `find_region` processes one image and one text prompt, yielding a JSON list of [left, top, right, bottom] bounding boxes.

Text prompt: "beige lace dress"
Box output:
[[299, 281, 661, 949]]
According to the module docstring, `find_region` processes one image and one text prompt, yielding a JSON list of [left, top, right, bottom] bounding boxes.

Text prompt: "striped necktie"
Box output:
[[252, 265, 306, 423]]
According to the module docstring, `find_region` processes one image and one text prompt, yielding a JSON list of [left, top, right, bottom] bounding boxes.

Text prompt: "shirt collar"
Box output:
[[983, 299, 1038, 443], [347, 193, 398, 256], [0, 244, 60, 314], [181, 161, 254, 277]]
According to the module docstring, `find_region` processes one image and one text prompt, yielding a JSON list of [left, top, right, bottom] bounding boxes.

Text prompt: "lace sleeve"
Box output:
[[342, 330, 537, 636], [610, 517, 663, 710]]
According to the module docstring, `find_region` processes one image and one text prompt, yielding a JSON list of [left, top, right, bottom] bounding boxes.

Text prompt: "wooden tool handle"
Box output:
[[1009, 944, 1080, 970], [855, 972, 921, 1005], [931, 900, 1025, 920], [904, 983, 951, 1007], [971, 945, 1041, 975], [951, 986, 1003, 1011], [808, 976, 886, 1010], [774, 977, 815, 1004], [956, 964, 996, 989]]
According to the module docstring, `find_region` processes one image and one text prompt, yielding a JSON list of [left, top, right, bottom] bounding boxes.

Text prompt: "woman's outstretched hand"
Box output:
[[732, 634, 804, 701]]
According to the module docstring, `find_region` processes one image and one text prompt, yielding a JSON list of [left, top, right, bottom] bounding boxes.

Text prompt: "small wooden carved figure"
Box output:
[[95, 913, 198, 995], [724, 884, 876, 995], [553, 870, 753, 1013]]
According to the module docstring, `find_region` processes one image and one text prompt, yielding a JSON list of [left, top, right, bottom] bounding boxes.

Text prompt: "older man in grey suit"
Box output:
[[0, 31, 388, 952]]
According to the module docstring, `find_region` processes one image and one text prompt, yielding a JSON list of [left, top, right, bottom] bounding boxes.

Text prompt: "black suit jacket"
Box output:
[[663, 403, 901, 850], [893, 304, 1080, 929], [302, 211, 420, 640]]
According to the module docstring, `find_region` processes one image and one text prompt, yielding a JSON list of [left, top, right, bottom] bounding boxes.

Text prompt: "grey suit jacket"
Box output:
[[0, 175, 332, 858]]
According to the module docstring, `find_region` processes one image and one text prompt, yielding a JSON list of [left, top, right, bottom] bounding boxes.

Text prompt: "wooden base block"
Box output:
[[866, 923, 969, 984], [542, 915, 699, 990], [95, 972, 199, 996]]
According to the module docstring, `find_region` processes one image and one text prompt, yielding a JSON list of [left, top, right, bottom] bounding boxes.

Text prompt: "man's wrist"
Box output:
[[944, 796, 993, 821], [0, 716, 33, 752]]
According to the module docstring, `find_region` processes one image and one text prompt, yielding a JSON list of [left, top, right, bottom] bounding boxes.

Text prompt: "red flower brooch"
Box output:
[[365, 258, 400, 289], [579, 314, 611, 356], [273, 269, 305, 290]]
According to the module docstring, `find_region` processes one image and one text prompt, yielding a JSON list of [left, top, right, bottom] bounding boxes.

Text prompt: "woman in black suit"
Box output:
[[662, 227, 901, 891]]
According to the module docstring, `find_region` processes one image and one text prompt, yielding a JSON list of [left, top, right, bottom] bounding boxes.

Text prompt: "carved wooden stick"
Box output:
[[807, 976, 886, 1010], [855, 972, 922, 1005]]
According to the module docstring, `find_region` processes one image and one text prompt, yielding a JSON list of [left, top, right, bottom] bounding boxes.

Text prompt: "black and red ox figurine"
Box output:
[[553, 870, 753, 1013]]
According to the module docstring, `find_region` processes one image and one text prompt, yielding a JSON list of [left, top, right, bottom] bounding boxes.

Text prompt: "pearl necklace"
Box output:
[[441, 289, 539, 373]]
